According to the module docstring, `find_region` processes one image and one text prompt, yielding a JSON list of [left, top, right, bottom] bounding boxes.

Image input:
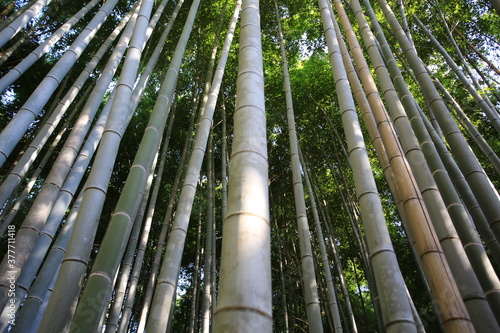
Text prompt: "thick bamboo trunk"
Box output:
[[213, 0, 272, 331]]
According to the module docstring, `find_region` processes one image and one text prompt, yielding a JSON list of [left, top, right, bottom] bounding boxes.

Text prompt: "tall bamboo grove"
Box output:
[[0, 0, 499, 332]]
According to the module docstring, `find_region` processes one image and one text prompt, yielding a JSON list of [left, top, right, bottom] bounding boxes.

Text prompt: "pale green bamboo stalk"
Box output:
[[0, 0, 51, 48], [355, 0, 500, 329], [36, 1, 158, 331], [137, 92, 197, 333], [0, 5, 132, 210], [362, 1, 500, 326], [274, 2, 323, 331], [95, 0, 184, 324], [114, 111, 176, 333], [187, 207, 203, 333], [428, 66, 500, 175], [377, 0, 500, 258], [319, 1, 416, 331], [0, 90, 114, 330], [146, 1, 237, 330], [104, 145, 160, 333], [0, 6, 138, 309], [212, 0, 272, 330], [299, 149, 343, 333], [202, 134, 214, 333], [0, 0, 37, 32], [413, 15, 500, 135], [0, 81, 94, 237], [0, 0, 121, 167], [0, 0, 101, 93], [12, 191, 83, 333], [107, 114, 174, 333]]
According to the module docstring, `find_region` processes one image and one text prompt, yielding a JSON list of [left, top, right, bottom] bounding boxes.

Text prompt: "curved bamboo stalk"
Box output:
[[0, 0, 121, 167], [319, 1, 417, 331], [0, 0, 101, 93]]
